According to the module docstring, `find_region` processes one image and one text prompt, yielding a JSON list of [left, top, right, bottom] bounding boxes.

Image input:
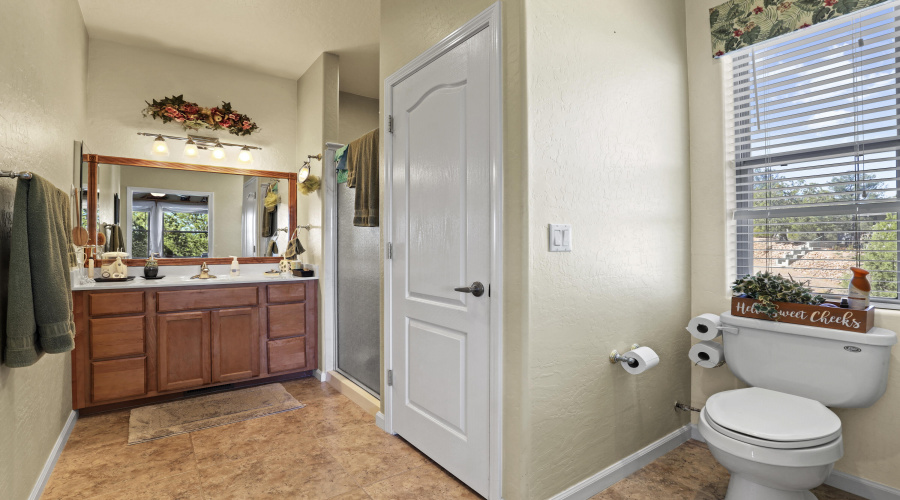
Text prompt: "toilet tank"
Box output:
[[719, 312, 897, 408]]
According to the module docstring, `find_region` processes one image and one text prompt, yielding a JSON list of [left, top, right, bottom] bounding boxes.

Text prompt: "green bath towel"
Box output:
[[3, 175, 76, 367]]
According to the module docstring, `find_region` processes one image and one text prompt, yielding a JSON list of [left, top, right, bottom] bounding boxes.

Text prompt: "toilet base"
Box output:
[[725, 474, 817, 500]]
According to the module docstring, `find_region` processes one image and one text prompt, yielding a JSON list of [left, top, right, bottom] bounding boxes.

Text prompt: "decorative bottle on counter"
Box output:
[[848, 267, 871, 310], [143, 253, 158, 278]]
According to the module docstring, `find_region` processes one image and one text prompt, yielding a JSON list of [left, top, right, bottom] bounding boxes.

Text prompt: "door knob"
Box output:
[[454, 281, 485, 297]]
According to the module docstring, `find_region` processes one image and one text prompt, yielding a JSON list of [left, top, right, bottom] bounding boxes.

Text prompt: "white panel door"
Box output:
[[389, 26, 492, 496]]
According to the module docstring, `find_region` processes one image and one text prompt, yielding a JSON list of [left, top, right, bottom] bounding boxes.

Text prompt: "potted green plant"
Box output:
[[732, 272, 825, 320]]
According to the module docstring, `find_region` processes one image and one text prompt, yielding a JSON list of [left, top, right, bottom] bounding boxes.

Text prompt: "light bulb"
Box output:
[[211, 141, 226, 161], [183, 138, 199, 157], [238, 146, 253, 164], [151, 135, 169, 156], [298, 162, 310, 182]]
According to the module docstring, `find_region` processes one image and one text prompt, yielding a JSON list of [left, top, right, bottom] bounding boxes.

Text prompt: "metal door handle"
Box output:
[[454, 281, 485, 297]]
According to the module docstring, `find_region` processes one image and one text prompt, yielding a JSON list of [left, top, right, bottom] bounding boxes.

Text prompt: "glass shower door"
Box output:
[[335, 180, 381, 397]]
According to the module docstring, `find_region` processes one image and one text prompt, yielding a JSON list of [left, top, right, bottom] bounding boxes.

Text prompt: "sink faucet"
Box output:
[[191, 262, 216, 279]]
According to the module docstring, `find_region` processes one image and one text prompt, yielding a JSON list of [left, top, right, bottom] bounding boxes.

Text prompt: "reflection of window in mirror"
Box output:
[[127, 189, 213, 259]]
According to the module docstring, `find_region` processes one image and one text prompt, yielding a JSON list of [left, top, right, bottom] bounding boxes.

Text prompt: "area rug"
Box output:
[[128, 383, 304, 444]]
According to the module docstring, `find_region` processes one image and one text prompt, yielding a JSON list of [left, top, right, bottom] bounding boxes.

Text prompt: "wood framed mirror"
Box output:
[[82, 154, 297, 266]]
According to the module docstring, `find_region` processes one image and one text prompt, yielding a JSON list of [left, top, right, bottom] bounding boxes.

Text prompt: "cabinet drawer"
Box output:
[[91, 357, 147, 403], [89, 291, 145, 316], [267, 337, 307, 373], [90, 316, 145, 359], [267, 283, 306, 303], [157, 287, 258, 312], [267, 303, 306, 339]]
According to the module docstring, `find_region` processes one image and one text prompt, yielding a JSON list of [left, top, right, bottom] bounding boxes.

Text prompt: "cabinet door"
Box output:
[[211, 307, 259, 383], [158, 311, 211, 392]]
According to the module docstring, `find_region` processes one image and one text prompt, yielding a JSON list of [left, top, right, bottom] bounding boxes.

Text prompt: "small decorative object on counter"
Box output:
[[279, 256, 292, 277], [144, 253, 159, 278], [848, 267, 871, 310]]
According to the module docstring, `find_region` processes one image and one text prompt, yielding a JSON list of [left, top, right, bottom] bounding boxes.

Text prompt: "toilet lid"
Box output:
[[706, 388, 841, 445]]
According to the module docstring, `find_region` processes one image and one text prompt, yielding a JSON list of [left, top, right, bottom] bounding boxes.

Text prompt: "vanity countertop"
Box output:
[[72, 274, 317, 291]]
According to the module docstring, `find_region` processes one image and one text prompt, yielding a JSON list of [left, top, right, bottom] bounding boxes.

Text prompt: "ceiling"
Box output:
[[77, 0, 381, 98]]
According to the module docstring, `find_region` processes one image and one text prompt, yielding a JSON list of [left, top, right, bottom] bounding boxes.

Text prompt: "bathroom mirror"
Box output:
[[82, 154, 297, 265]]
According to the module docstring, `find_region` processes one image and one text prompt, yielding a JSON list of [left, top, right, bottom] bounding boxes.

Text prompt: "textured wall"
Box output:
[[524, 1, 692, 498], [380, 0, 530, 497], [338, 92, 379, 145], [85, 40, 297, 172], [0, 1, 87, 498], [685, 0, 900, 489], [296, 52, 340, 368]]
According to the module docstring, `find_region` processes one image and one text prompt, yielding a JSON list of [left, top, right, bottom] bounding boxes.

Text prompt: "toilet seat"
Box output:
[[699, 408, 844, 468], [705, 388, 841, 449]]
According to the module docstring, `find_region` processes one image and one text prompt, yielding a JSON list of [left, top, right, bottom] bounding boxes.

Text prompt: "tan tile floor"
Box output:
[[42, 378, 864, 500], [42, 377, 479, 500]]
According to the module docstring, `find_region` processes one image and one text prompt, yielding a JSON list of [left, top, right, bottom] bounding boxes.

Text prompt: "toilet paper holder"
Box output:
[[610, 344, 642, 367]]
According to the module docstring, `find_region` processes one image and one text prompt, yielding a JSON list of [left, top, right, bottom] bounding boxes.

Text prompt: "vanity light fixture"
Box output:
[[298, 161, 311, 182], [151, 135, 169, 156], [137, 132, 262, 163], [238, 146, 253, 164], [211, 141, 226, 161], [183, 137, 199, 158]]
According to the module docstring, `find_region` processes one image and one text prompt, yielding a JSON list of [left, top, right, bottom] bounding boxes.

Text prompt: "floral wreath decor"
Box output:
[[143, 95, 260, 136]]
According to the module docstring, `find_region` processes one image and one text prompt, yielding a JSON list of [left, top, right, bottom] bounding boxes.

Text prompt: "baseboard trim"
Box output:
[[548, 425, 692, 500], [690, 423, 705, 442], [826, 470, 900, 500], [313, 369, 327, 382], [29, 410, 77, 500], [375, 411, 386, 431]]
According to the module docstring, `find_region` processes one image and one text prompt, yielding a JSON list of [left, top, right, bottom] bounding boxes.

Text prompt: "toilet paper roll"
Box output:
[[621, 346, 660, 375], [689, 341, 725, 368], [686, 313, 722, 341]]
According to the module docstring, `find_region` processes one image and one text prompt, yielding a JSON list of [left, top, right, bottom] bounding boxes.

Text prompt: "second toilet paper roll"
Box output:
[[689, 341, 725, 368], [686, 313, 722, 341], [621, 346, 660, 375]]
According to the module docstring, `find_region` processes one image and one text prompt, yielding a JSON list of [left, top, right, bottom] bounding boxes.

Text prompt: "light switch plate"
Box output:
[[549, 224, 572, 252]]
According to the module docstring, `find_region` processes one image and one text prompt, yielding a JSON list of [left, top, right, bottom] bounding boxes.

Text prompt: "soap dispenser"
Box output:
[[230, 256, 240, 277]]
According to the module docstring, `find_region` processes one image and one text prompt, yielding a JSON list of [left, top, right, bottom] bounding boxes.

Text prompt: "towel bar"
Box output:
[[1, 170, 33, 179]]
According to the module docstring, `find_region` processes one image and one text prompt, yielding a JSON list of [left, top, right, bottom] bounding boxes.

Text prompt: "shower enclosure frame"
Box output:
[[320, 142, 381, 401]]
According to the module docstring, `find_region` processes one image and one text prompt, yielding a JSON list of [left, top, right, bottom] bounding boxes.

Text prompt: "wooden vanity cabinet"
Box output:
[[71, 280, 318, 410]]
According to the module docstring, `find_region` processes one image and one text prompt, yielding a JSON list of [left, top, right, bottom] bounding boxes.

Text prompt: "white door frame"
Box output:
[[382, 4, 503, 499]]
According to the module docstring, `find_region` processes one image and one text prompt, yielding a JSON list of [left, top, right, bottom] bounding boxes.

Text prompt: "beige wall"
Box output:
[[338, 92, 379, 145], [0, 1, 87, 498], [523, 1, 692, 498], [380, 0, 529, 497], [685, 0, 900, 489], [296, 52, 340, 369], [85, 40, 298, 172]]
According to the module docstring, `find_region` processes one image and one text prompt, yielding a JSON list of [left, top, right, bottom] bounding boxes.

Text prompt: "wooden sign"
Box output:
[[731, 297, 875, 333]]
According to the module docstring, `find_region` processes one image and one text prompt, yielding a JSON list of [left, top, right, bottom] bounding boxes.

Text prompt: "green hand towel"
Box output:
[[3, 176, 76, 367]]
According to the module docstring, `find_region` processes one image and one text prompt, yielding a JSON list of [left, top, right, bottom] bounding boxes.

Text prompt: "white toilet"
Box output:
[[698, 313, 896, 500]]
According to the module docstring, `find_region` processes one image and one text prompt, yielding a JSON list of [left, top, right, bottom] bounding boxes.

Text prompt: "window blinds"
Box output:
[[727, 2, 900, 301]]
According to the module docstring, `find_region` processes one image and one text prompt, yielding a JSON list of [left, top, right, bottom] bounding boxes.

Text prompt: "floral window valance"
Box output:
[[710, 0, 890, 58]]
